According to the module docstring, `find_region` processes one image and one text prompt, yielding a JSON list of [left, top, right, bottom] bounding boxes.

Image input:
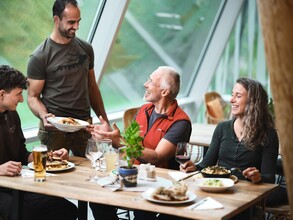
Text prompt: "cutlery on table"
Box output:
[[189, 197, 208, 210], [179, 171, 200, 181]]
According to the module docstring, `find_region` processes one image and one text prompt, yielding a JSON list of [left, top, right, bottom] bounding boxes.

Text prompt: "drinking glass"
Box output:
[[85, 138, 103, 181], [175, 142, 192, 165], [104, 147, 118, 173], [118, 146, 128, 168], [97, 139, 112, 172], [191, 145, 203, 164], [33, 145, 47, 182]]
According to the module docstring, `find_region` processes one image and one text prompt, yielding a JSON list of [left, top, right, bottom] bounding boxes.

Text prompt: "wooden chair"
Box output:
[[123, 107, 139, 131], [265, 157, 291, 220], [204, 91, 229, 124], [265, 205, 291, 220]]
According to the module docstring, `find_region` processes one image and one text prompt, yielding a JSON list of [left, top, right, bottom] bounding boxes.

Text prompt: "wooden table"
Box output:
[[190, 123, 216, 147], [0, 157, 277, 220]]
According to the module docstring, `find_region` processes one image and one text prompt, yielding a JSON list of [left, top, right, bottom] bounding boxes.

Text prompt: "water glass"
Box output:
[[97, 139, 112, 172], [118, 146, 128, 168], [85, 138, 101, 181]]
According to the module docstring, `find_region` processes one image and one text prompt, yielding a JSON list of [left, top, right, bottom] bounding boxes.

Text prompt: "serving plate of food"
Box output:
[[28, 150, 75, 172], [47, 116, 89, 132], [28, 161, 75, 172], [195, 178, 234, 192], [201, 165, 231, 178], [142, 182, 196, 204]]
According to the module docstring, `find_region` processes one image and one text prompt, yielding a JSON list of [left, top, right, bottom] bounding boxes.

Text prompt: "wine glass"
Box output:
[[85, 138, 103, 181], [191, 145, 203, 165], [175, 142, 192, 179]]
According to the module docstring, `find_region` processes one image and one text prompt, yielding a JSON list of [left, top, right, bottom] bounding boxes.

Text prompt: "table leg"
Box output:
[[11, 190, 23, 220], [78, 201, 88, 220]]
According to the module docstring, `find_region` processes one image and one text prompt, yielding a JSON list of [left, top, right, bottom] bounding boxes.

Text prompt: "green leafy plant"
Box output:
[[120, 120, 144, 168]]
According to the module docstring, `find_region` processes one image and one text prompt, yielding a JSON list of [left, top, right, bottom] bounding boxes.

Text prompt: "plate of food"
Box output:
[[47, 116, 89, 132], [201, 165, 231, 178], [195, 178, 234, 192], [142, 182, 196, 204], [192, 172, 238, 183], [28, 151, 75, 172]]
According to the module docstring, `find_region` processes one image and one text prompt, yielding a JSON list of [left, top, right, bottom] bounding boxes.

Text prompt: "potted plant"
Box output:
[[118, 120, 144, 187]]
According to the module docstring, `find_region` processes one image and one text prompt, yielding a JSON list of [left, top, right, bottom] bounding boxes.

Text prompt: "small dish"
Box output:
[[196, 178, 234, 192], [47, 116, 89, 132]]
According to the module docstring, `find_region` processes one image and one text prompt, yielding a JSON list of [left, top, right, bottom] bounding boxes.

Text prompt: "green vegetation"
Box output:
[[120, 121, 144, 168]]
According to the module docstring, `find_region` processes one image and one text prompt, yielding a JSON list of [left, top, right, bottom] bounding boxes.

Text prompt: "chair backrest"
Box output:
[[123, 107, 140, 131], [204, 91, 227, 124]]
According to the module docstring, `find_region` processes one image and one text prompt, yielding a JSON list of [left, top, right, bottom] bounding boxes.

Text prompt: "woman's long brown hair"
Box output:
[[236, 77, 274, 150]]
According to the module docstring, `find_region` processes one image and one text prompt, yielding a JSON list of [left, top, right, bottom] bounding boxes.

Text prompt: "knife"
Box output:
[[179, 171, 200, 181], [189, 197, 209, 210]]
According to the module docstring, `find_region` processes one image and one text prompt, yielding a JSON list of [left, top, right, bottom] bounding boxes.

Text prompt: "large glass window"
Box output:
[[209, 0, 269, 95], [100, 0, 224, 112]]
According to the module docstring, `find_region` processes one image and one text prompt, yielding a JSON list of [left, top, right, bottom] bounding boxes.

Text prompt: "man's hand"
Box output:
[[87, 116, 122, 147], [0, 161, 22, 176], [53, 148, 69, 160], [41, 113, 56, 130]]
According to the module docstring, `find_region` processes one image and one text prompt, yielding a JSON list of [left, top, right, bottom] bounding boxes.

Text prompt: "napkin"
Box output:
[[96, 176, 172, 192], [168, 171, 199, 181], [21, 169, 57, 177], [187, 197, 223, 210], [96, 175, 118, 187], [96, 175, 123, 191]]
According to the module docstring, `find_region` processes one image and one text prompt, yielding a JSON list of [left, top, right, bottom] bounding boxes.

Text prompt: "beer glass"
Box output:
[[33, 145, 47, 182]]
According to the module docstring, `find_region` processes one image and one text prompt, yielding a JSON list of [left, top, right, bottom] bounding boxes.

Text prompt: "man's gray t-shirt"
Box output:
[[27, 37, 94, 120]]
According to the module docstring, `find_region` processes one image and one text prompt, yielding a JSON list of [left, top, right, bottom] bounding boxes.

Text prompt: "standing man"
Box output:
[[0, 65, 77, 220], [27, 0, 108, 157]]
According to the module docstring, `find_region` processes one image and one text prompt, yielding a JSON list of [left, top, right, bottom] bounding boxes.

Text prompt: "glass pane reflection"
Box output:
[[101, 0, 223, 111]]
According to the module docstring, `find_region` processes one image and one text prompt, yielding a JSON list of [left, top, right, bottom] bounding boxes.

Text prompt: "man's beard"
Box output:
[[59, 28, 76, 39]]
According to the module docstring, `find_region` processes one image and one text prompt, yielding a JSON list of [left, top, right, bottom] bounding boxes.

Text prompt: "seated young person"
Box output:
[[0, 65, 77, 220]]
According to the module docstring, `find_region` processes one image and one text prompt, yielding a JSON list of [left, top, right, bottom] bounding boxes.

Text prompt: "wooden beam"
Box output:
[[257, 0, 293, 214]]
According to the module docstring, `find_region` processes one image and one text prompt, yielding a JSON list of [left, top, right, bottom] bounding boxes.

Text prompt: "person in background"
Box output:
[[181, 77, 279, 219], [0, 65, 77, 220], [87, 66, 192, 220], [27, 0, 108, 157]]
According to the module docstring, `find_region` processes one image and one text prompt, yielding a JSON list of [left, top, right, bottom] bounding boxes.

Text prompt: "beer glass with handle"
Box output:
[[33, 145, 47, 182]]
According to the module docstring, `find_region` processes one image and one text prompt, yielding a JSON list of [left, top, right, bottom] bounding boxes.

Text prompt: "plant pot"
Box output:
[[118, 166, 138, 187]]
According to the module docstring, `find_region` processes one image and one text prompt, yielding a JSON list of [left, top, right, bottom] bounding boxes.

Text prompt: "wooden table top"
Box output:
[[189, 123, 217, 147], [0, 156, 277, 220]]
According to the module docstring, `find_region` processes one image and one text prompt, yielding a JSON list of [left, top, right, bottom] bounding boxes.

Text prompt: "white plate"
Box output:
[[196, 178, 234, 192], [47, 117, 89, 132], [142, 188, 196, 204], [28, 161, 75, 172]]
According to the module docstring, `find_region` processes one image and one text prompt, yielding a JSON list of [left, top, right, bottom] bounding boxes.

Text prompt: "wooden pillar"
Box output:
[[257, 0, 293, 213]]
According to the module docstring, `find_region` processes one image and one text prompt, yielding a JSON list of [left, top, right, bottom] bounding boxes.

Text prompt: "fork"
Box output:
[[230, 167, 242, 175]]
